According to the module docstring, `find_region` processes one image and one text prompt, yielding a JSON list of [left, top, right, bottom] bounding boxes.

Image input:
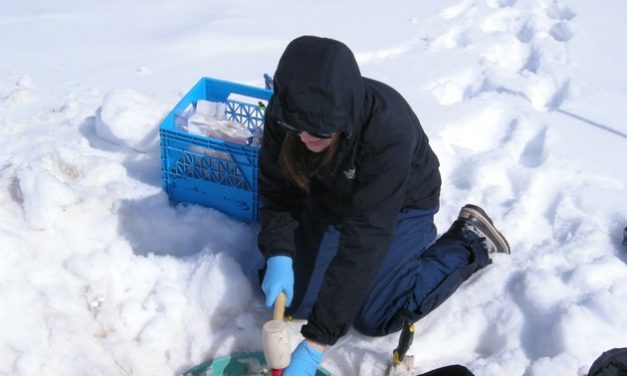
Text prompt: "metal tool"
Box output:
[[393, 317, 414, 365]]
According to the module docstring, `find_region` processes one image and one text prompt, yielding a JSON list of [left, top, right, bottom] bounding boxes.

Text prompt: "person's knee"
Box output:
[[353, 316, 381, 337]]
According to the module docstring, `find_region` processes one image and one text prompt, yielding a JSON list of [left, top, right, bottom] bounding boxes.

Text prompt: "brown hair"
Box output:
[[279, 133, 340, 191]]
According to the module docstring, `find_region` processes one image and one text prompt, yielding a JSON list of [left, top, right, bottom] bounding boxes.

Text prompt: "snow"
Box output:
[[1, 1, 626, 375], [95, 89, 168, 152]]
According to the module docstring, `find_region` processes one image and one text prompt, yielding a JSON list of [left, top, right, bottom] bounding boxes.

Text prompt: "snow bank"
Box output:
[[95, 89, 169, 152]]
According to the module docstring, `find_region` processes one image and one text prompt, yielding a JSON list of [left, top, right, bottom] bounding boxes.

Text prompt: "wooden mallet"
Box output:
[[263, 292, 290, 375]]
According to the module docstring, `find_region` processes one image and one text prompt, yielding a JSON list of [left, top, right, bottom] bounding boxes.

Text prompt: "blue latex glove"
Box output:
[[283, 341, 323, 376], [261, 255, 294, 308]]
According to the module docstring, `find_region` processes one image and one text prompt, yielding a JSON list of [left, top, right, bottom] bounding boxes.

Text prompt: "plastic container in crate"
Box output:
[[160, 77, 273, 222]]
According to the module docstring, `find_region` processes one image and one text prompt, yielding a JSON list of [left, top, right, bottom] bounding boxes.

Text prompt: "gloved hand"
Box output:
[[261, 255, 294, 308], [283, 340, 323, 376]]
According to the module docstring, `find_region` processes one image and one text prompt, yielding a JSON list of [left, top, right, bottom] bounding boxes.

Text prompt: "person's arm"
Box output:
[[258, 97, 306, 309], [258, 97, 305, 259], [302, 126, 416, 345], [304, 339, 326, 352]]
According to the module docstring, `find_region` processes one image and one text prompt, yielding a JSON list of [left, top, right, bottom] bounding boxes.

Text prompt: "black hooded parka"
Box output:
[[258, 36, 441, 345]]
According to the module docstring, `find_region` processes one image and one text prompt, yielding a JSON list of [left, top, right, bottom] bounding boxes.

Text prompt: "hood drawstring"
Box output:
[[342, 132, 359, 180], [342, 90, 370, 181]]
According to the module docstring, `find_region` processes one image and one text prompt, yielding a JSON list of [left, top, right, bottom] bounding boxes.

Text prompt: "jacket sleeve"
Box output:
[[301, 130, 415, 345], [257, 98, 305, 259]]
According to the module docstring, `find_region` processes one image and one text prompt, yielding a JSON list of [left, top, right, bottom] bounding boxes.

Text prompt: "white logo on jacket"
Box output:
[[343, 168, 356, 180]]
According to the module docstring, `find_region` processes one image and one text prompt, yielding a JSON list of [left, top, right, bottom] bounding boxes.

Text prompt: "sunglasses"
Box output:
[[276, 120, 334, 139]]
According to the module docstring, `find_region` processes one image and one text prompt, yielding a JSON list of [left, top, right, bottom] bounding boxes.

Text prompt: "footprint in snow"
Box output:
[[549, 21, 574, 42], [546, 3, 576, 21], [518, 126, 547, 168], [546, 3, 576, 42]]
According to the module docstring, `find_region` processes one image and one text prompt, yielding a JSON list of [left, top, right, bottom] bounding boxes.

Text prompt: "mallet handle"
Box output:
[[274, 292, 286, 321]]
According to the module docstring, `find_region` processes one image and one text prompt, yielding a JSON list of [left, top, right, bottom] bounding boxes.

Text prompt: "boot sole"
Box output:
[[460, 205, 511, 254]]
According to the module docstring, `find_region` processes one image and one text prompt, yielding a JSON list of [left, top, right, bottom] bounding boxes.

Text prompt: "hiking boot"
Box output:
[[458, 204, 511, 254]]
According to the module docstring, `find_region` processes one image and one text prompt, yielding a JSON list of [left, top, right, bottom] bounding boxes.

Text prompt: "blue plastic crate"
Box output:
[[160, 77, 273, 222]]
